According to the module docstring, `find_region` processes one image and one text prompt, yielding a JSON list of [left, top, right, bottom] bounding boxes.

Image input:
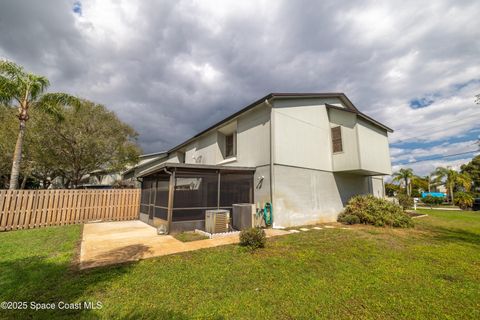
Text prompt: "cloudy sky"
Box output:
[[0, 0, 479, 176]]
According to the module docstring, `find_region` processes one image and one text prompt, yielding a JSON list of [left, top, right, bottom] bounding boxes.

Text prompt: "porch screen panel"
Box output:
[[172, 209, 205, 222], [219, 172, 253, 207], [172, 171, 218, 221], [154, 207, 168, 220], [173, 172, 218, 208], [140, 178, 152, 214], [155, 177, 169, 207]]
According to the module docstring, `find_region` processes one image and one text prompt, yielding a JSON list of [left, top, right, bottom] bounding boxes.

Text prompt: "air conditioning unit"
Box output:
[[232, 204, 258, 230], [205, 209, 230, 234]]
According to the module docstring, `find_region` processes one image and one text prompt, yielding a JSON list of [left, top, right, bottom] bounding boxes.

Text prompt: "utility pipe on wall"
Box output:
[[265, 98, 275, 227]]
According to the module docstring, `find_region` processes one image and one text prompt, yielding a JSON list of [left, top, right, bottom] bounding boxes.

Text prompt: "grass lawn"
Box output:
[[173, 231, 209, 242], [1, 209, 479, 319]]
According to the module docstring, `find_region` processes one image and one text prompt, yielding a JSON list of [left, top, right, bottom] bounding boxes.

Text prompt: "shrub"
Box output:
[[454, 192, 474, 209], [422, 195, 444, 207], [239, 227, 266, 249], [338, 195, 413, 228], [337, 214, 360, 225], [396, 193, 414, 210]]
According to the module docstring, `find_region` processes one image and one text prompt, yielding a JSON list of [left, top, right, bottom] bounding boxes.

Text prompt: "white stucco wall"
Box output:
[[328, 109, 361, 171], [371, 176, 385, 198], [184, 131, 221, 165], [272, 99, 333, 171], [272, 165, 371, 227], [254, 165, 271, 207], [233, 104, 271, 167], [357, 118, 392, 175], [180, 104, 271, 168]]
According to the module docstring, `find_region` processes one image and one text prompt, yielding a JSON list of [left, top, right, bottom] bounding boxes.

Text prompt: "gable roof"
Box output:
[[168, 92, 393, 153]]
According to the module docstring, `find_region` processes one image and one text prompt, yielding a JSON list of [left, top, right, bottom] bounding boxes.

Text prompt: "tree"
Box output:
[[454, 192, 474, 209], [0, 60, 79, 189], [461, 155, 480, 193], [392, 168, 414, 196], [0, 105, 17, 187], [434, 167, 472, 205], [37, 99, 141, 188], [385, 182, 400, 197]]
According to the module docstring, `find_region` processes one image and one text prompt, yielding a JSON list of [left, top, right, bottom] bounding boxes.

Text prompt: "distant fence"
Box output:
[[0, 189, 140, 231]]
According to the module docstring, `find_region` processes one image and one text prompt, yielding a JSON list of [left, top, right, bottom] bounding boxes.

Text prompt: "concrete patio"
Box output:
[[79, 220, 291, 269]]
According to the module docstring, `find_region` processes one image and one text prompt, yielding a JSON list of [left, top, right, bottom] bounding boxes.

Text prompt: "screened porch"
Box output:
[[139, 163, 255, 233]]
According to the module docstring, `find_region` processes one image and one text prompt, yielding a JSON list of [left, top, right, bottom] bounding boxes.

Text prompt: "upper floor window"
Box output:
[[225, 133, 236, 158], [331, 126, 343, 153]]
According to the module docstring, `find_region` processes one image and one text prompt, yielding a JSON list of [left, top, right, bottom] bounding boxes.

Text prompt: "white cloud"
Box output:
[[390, 155, 477, 180], [392, 140, 478, 163], [0, 0, 479, 156]]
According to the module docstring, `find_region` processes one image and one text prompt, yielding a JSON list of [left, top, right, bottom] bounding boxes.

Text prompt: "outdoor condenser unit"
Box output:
[[232, 204, 258, 230], [205, 209, 230, 234]]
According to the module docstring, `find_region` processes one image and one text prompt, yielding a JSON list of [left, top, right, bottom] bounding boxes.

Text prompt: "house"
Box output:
[[135, 93, 393, 233], [122, 151, 168, 186], [75, 152, 168, 189]]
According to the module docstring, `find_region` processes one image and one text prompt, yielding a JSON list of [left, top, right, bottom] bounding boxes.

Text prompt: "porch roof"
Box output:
[[137, 162, 256, 178]]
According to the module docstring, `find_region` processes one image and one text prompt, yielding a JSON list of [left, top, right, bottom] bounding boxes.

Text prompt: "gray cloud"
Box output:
[[1, 0, 479, 168]]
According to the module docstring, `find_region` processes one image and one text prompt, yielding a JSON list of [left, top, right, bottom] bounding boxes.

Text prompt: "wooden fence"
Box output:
[[0, 189, 140, 231]]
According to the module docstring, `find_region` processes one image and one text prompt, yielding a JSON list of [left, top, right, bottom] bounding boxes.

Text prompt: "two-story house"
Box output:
[[135, 93, 393, 233]]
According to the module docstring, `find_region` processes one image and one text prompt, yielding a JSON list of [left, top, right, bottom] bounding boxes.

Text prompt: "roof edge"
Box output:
[[138, 162, 256, 178]]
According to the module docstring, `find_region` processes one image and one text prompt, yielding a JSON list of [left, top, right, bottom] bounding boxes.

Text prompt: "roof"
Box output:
[[139, 151, 168, 159], [168, 92, 393, 153], [122, 152, 169, 177], [138, 162, 256, 178]]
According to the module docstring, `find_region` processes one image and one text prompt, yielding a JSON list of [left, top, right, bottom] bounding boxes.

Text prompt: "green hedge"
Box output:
[[338, 195, 413, 228]]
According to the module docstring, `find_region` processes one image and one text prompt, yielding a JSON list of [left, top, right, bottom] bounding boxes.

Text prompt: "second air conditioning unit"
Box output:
[[205, 209, 230, 234], [232, 203, 259, 230]]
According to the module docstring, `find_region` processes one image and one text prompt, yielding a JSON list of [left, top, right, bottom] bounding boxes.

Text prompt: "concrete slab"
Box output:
[[299, 228, 310, 231], [80, 220, 291, 269]]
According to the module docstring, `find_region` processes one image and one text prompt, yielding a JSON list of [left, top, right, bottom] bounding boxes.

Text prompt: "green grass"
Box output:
[[173, 231, 209, 242], [1, 210, 479, 319]]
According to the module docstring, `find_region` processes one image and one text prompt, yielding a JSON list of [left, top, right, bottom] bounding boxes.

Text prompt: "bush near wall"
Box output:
[[338, 195, 414, 228]]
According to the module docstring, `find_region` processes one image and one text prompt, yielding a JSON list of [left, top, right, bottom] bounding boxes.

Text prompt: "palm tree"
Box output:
[[434, 167, 472, 205], [0, 60, 79, 189], [392, 168, 414, 196]]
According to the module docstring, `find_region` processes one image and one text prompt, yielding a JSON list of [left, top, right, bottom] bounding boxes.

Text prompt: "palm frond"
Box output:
[[27, 74, 49, 101], [35, 93, 81, 120], [0, 60, 24, 77], [0, 60, 25, 104]]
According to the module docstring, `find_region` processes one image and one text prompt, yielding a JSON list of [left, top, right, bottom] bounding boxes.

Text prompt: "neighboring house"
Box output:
[[122, 151, 168, 186], [135, 93, 393, 233], [77, 152, 168, 188]]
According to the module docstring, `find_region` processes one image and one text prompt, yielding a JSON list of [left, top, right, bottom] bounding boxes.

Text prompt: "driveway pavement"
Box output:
[[79, 220, 290, 269]]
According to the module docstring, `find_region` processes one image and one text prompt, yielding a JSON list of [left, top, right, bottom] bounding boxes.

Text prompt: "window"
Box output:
[[225, 133, 236, 158], [331, 126, 343, 153]]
